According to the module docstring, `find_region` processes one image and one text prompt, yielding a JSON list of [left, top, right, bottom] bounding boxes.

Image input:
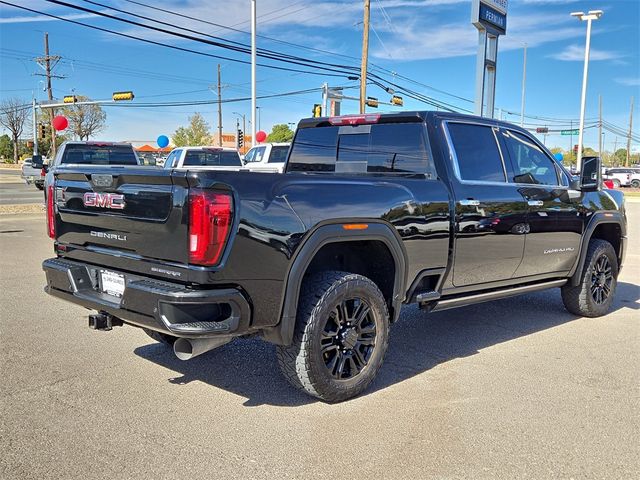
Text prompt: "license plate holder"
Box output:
[[100, 270, 125, 298]]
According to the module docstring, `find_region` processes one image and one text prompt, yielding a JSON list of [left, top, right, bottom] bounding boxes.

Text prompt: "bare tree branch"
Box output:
[[0, 98, 30, 163], [62, 96, 106, 141]]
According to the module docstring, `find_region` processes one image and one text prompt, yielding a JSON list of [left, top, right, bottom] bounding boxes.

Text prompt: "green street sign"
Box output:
[[561, 129, 579, 135]]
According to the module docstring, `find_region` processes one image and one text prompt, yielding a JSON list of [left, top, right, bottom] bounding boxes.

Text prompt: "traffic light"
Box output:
[[237, 129, 244, 148], [63, 95, 77, 104], [366, 97, 379, 108], [536, 127, 549, 134], [38, 123, 47, 139], [391, 95, 403, 107], [112, 91, 134, 101], [312, 104, 322, 118], [573, 144, 579, 154]]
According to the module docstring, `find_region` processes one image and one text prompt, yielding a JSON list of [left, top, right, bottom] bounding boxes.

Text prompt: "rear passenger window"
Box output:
[[501, 130, 559, 185], [288, 123, 429, 174], [448, 123, 505, 182]]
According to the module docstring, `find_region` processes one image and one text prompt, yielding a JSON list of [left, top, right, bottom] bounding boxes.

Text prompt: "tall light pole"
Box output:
[[571, 9, 603, 172], [250, 0, 257, 143], [520, 44, 527, 127]]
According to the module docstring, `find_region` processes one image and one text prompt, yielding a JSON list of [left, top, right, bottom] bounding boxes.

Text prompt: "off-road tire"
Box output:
[[276, 271, 390, 403], [561, 239, 618, 317], [143, 328, 177, 347]]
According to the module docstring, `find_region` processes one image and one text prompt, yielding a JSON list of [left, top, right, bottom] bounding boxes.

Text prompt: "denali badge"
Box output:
[[83, 192, 126, 210], [90, 231, 127, 241], [91, 174, 114, 188]]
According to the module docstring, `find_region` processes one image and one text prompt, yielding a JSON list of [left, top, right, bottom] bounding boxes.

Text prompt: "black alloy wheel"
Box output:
[[320, 297, 377, 380], [590, 254, 613, 305]]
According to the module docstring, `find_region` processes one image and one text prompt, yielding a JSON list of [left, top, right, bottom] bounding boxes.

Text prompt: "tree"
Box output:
[[172, 113, 212, 146], [62, 96, 106, 141], [0, 98, 30, 163], [0, 134, 12, 160], [613, 148, 627, 166], [266, 124, 294, 143]]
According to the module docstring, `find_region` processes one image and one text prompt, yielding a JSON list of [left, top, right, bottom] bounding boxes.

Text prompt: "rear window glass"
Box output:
[[269, 146, 289, 163], [182, 150, 241, 167], [447, 123, 505, 182], [288, 123, 429, 174], [61, 144, 138, 165]]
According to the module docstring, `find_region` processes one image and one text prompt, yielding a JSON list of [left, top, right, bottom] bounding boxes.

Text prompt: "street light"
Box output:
[[571, 9, 603, 172]]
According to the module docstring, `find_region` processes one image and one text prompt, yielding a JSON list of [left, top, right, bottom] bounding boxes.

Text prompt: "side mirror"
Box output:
[[580, 156, 601, 191], [31, 155, 45, 170]]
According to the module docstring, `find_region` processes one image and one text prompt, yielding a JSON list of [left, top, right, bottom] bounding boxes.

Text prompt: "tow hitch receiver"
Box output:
[[88, 312, 124, 331]]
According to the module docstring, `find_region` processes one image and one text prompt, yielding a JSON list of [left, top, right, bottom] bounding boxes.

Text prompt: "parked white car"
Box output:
[[163, 147, 243, 170], [242, 143, 290, 173]]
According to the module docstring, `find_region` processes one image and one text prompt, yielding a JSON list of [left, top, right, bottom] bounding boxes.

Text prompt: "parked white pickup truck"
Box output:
[[21, 156, 48, 190], [163, 147, 243, 171], [242, 143, 290, 173]]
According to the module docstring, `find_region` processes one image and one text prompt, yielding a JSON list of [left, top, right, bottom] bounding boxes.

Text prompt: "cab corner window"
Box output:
[[501, 130, 559, 186], [447, 123, 505, 182]]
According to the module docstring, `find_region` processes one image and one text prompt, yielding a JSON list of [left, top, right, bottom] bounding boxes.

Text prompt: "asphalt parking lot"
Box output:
[[1, 205, 638, 479]]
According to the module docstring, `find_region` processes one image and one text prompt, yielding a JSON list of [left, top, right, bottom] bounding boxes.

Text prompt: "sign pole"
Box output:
[[471, 0, 507, 118]]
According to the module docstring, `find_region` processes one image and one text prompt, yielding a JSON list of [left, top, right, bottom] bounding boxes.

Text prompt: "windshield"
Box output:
[[61, 144, 138, 165]]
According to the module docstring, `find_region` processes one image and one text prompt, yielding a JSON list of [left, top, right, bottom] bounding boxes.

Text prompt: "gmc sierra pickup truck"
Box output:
[[41, 112, 627, 402]]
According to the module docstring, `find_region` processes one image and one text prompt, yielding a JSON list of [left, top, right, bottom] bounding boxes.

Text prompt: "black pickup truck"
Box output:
[[42, 112, 627, 402]]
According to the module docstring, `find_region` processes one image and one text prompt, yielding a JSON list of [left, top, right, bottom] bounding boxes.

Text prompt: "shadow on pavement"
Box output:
[[134, 282, 639, 407]]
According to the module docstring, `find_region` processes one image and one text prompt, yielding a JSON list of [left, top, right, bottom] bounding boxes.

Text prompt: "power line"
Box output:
[[0, 1, 353, 79]]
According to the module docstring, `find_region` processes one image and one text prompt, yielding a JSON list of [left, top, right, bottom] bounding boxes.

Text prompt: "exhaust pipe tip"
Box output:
[[173, 336, 231, 361], [173, 338, 196, 361]]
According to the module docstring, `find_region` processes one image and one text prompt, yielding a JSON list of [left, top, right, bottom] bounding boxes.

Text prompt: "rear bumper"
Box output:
[[43, 257, 251, 338]]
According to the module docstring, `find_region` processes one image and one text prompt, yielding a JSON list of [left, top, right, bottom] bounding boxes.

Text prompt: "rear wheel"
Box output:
[[561, 239, 618, 317], [612, 179, 621, 188], [630, 179, 640, 188], [276, 271, 390, 402]]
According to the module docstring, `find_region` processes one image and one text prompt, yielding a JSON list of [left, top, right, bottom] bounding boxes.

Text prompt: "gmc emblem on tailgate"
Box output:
[[83, 192, 126, 210]]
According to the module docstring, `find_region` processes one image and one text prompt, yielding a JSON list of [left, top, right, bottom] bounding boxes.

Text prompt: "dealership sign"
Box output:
[[472, 0, 508, 35]]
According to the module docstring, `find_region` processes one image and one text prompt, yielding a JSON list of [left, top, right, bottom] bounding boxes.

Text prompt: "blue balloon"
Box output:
[[157, 135, 169, 148], [554, 152, 564, 162]]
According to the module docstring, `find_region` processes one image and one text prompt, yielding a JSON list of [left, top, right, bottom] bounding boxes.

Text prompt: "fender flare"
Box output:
[[568, 211, 626, 287], [265, 221, 408, 346]]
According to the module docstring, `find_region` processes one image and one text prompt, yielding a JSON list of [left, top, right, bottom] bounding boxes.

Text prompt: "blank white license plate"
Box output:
[[100, 270, 125, 298]]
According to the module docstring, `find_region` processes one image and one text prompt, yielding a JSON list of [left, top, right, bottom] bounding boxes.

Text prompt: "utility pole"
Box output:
[[598, 94, 602, 159], [35, 33, 64, 158], [626, 96, 634, 167], [250, 0, 257, 142], [520, 44, 527, 127], [32, 98, 38, 156], [217, 64, 223, 147], [613, 136, 618, 164], [359, 0, 371, 114]]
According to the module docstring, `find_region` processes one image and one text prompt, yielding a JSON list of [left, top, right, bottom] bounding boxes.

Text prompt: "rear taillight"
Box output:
[[188, 190, 233, 266], [40, 168, 46, 177], [328, 114, 381, 126], [46, 184, 55, 239]]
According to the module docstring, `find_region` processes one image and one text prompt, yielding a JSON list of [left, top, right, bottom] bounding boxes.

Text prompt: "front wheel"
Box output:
[[630, 179, 640, 188], [276, 271, 390, 403], [561, 239, 618, 317], [612, 179, 621, 188]]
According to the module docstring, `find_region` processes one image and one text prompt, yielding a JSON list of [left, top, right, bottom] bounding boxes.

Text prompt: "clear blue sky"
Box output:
[[1, 0, 638, 152]]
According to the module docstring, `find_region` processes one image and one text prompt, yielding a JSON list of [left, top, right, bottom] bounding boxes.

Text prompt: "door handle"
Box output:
[[527, 200, 544, 207], [459, 199, 480, 206]]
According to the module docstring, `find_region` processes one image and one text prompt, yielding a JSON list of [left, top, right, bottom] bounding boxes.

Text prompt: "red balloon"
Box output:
[[255, 130, 267, 143], [52, 115, 68, 131]]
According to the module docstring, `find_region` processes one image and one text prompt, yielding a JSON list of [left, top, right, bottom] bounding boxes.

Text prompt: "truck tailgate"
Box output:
[[53, 166, 188, 264]]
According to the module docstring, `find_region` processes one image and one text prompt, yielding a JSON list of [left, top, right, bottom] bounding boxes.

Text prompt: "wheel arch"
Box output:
[[569, 212, 626, 287], [263, 221, 408, 345]]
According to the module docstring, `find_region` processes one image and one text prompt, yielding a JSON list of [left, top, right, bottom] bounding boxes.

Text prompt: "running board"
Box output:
[[431, 279, 567, 312]]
